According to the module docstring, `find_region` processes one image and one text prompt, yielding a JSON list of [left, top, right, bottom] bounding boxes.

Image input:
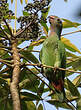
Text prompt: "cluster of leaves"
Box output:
[[1, 0, 81, 110], [0, 0, 14, 21], [17, 0, 51, 40]]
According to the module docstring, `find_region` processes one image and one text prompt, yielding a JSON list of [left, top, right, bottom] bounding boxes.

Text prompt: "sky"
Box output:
[[9, 0, 81, 110]]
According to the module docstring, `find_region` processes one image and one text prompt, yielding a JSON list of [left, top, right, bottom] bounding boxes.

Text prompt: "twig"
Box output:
[[3, 18, 14, 38], [0, 26, 10, 39], [25, 63, 81, 74], [62, 29, 81, 36], [26, 67, 55, 93], [0, 59, 12, 67], [19, 47, 40, 52], [14, 22, 32, 38], [0, 47, 11, 53]]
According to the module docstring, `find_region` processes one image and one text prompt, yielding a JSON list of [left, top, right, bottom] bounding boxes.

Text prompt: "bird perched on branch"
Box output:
[[40, 15, 66, 100]]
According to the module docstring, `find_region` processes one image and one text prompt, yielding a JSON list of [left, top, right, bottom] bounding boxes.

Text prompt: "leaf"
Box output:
[[0, 98, 13, 110], [30, 39, 45, 47], [41, 6, 50, 18], [25, 0, 28, 4], [21, 101, 28, 110], [26, 101, 36, 110], [19, 76, 39, 92], [47, 100, 74, 109], [61, 37, 81, 54], [72, 75, 81, 87], [20, 0, 23, 4], [11, 0, 13, 3], [66, 51, 78, 58], [67, 78, 80, 96], [20, 50, 39, 63], [67, 57, 81, 71], [40, 22, 48, 36], [64, 0, 68, 2], [37, 82, 44, 96], [19, 68, 40, 92], [76, 98, 81, 110], [38, 104, 43, 110], [23, 11, 30, 16], [62, 18, 81, 28], [65, 91, 79, 101], [21, 92, 40, 101]]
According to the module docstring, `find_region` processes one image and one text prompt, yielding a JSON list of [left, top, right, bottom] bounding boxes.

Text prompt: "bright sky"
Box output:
[[9, 0, 81, 110]]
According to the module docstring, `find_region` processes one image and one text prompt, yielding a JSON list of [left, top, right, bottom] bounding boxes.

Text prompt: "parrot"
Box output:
[[39, 16, 66, 100]]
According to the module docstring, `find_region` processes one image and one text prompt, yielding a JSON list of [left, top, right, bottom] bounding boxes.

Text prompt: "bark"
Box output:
[[10, 39, 21, 110]]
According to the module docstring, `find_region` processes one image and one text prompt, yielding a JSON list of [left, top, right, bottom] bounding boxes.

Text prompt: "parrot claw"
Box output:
[[54, 67, 58, 72]]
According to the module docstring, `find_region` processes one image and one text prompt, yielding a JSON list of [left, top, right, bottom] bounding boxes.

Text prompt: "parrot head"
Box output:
[[48, 16, 62, 39]]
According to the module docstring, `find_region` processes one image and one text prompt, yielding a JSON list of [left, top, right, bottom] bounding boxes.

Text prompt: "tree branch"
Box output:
[[26, 67, 55, 93], [3, 18, 14, 38], [25, 63, 81, 74], [0, 26, 10, 40], [62, 29, 81, 36], [0, 58, 12, 67], [10, 39, 21, 110], [14, 22, 32, 38]]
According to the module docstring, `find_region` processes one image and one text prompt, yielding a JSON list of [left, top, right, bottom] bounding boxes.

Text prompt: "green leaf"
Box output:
[[38, 104, 43, 110], [76, 97, 81, 110], [23, 11, 30, 16], [65, 91, 79, 101], [25, 0, 28, 4], [0, 98, 13, 110], [19, 68, 40, 92], [61, 37, 81, 54], [19, 76, 39, 92], [40, 22, 48, 36], [67, 57, 81, 71], [41, 6, 50, 18], [72, 75, 81, 87], [21, 101, 28, 110], [20, 50, 39, 63], [66, 51, 78, 58], [37, 82, 44, 96], [26, 101, 36, 110], [47, 100, 74, 109], [30, 39, 45, 47], [62, 18, 81, 28], [11, 0, 13, 3], [67, 78, 80, 96], [20, 0, 23, 4], [64, 0, 68, 2], [21, 92, 40, 101]]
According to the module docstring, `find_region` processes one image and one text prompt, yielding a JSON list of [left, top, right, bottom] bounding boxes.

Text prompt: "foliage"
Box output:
[[0, 0, 81, 110]]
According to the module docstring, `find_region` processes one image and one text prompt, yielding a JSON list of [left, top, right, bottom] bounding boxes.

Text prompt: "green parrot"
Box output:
[[40, 16, 66, 98]]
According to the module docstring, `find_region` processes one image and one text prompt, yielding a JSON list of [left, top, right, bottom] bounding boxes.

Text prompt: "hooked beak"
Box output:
[[47, 16, 55, 19]]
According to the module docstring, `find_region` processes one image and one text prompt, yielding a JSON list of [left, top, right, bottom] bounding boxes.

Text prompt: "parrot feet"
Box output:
[[54, 67, 59, 73]]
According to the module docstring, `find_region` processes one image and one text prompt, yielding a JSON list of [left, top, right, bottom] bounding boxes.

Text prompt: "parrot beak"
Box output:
[[48, 16, 55, 19]]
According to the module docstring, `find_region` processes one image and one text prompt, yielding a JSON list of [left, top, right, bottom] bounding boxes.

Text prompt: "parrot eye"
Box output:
[[57, 18, 60, 21], [57, 18, 62, 23]]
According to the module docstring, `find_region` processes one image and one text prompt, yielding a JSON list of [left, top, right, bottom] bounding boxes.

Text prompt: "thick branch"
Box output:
[[10, 40, 21, 110]]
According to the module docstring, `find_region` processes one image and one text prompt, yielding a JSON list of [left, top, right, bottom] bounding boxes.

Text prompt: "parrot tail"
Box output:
[[52, 79, 64, 92]]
